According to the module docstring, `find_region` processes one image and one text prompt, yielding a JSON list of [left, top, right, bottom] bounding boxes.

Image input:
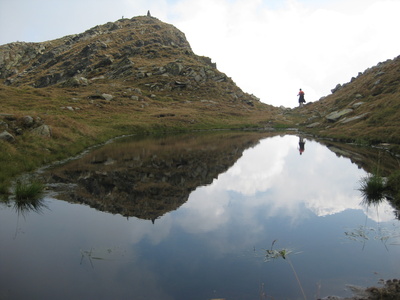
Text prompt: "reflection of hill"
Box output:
[[316, 139, 399, 176], [45, 132, 273, 221], [315, 137, 400, 214]]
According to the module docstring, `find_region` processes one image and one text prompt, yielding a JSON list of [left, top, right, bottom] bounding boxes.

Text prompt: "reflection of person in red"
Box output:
[[298, 136, 305, 155], [298, 89, 305, 107]]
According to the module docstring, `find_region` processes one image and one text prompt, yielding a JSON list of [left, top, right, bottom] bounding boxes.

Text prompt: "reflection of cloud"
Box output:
[[305, 194, 360, 217], [176, 188, 230, 234], [175, 135, 393, 237], [129, 215, 173, 245], [213, 137, 292, 195], [174, 137, 294, 234], [361, 200, 397, 223]]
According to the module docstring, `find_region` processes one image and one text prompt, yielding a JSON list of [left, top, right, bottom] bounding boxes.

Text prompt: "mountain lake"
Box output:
[[1, 132, 399, 300]]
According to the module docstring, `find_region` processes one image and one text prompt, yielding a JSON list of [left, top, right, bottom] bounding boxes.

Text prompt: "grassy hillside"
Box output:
[[290, 55, 400, 149], [0, 81, 285, 193]]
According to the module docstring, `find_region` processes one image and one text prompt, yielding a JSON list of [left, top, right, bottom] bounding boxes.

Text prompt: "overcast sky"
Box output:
[[1, 0, 400, 107]]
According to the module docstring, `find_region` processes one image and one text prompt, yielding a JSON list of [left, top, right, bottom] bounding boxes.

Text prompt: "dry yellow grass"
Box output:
[[0, 82, 287, 192]]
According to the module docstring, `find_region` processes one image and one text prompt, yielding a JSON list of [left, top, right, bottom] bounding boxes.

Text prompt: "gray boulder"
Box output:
[[0, 121, 8, 130], [62, 76, 89, 87], [340, 113, 369, 124], [101, 93, 114, 101], [331, 84, 342, 94], [355, 94, 363, 99], [0, 130, 15, 142], [306, 122, 320, 128], [326, 109, 353, 122], [31, 125, 52, 137], [165, 62, 183, 75], [352, 102, 364, 109], [22, 115, 34, 127]]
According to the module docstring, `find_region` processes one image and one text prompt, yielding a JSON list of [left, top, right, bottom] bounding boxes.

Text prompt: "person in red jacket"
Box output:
[[298, 89, 305, 107]]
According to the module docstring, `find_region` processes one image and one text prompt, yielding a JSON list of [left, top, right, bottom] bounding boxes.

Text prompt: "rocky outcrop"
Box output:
[[0, 16, 259, 107], [0, 114, 51, 141], [330, 83, 343, 94], [0, 16, 192, 86]]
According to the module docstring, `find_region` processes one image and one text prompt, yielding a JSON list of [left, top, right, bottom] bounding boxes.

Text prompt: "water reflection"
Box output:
[[42, 132, 400, 223], [12, 197, 47, 216], [1, 133, 400, 300], [0, 195, 49, 240], [43, 132, 274, 221], [298, 135, 306, 155], [345, 173, 400, 251]]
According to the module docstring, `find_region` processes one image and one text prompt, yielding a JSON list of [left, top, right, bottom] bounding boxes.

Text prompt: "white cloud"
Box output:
[[1, 0, 399, 107], [169, 0, 400, 107]]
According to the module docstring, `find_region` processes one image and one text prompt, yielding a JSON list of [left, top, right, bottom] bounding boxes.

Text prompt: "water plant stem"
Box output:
[[286, 257, 307, 300]]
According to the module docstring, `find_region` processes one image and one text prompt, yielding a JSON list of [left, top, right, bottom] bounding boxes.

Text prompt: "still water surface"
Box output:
[[1, 133, 399, 300]]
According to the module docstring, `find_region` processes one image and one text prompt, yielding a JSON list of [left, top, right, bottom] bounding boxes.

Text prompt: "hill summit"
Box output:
[[0, 15, 262, 108]]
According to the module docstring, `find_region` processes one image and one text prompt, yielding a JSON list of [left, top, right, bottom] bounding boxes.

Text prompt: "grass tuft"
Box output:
[[359, 174, 386, 204], [15, 180, 44, 201]]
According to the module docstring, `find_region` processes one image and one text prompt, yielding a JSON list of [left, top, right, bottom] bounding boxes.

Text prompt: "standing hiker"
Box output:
[[298, 89, 305, 107]]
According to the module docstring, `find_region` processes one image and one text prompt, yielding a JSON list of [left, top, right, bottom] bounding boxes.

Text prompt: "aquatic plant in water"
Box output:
[[344, 224, 400, 251], [263, 240, 306, 300], [80, 246, 128, 268]]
